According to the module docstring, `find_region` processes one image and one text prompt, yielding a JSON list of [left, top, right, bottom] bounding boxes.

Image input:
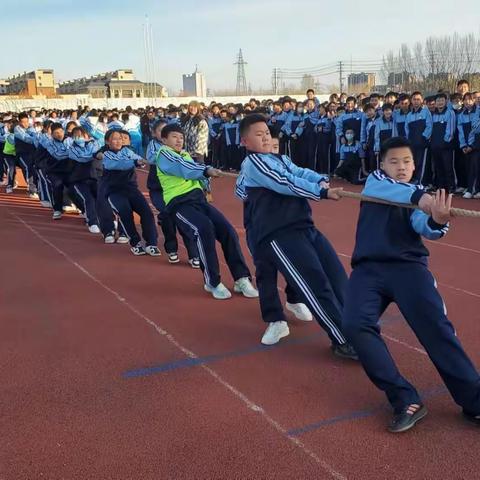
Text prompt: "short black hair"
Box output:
[[160, 123, 184, 138], [346, 96, 356, 103], [50, 122, 64, 133], [382, 103, 393, 111], [380, 136, 413, 161], [398, 93, 410, 102], [457, 79, 469, 87], [306, 88, 315, 94], [239, 113, 268, 137], [411, 91, 423, 98], [18, 112, 29, 121], [435, 93, 448, 101]]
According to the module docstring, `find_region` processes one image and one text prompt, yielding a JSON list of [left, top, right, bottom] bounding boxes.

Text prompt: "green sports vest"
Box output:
[[156, 145, 203, 205], [3, 138, 15, 156]]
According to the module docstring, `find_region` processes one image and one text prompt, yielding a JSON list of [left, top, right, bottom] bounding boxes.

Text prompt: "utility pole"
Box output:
[[234, 49, 248, 96], [272, 68, 279, 95], [339, 61, 344, 93]]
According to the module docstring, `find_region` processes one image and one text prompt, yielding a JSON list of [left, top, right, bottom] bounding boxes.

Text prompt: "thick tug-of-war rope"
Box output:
[[220, 171, 480, 219]]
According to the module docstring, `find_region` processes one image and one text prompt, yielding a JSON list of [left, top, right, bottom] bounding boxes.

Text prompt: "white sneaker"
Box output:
[[455, 187, 466, 194], [40, 201, 52, 208], [29, 192, 39, 199], [474, 192, 480, 199], [188, 258, 200, 269], [261, 321, 290, 346], [463, 192, 473, 199], [63, 205, 77, 213], [204, 282, 232, 300], [286, 302, 313, 321], [6, 187, 13, 194], [104, 234, 115, 244], [53, 211, 62, 220], [88, 224, 101, 234], [117, 235, 129, 244], [168, 252, 180, 263], [233, 277, 259, 298]]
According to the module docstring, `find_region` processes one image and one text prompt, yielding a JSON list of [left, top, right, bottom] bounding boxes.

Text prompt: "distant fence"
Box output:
[[0, 94, 330, 112]]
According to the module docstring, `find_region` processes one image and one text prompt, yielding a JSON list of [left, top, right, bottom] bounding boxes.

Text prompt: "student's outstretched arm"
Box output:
[[280, 155, 328, 183], [13, 126, 34, 144], [234, 174, 247, 201], [242, 153, 328, 201], [146, 140, 159, 165], [157, 148, 208, 180], [363, 171, 427, 205]]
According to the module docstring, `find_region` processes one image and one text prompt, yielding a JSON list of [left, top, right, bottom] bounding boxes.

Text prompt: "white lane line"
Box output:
[[9, 209, 347, 480]]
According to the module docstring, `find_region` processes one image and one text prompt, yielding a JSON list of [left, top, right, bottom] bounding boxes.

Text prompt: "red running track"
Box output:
[[1, 173, 480, 480]]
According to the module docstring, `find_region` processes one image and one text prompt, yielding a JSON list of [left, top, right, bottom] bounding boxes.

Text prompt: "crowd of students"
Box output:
[[1, 81, 480, 433]]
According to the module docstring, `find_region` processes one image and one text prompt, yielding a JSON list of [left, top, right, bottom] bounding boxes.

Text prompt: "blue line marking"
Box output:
[[286, 385, 448, 437], [123, 332, 324, 378], [122, 312, 404, 379]]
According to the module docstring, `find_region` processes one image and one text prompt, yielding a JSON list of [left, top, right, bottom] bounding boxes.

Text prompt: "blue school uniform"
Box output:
[[240, 152, 349, 345], [343, 171, 480, 415], [431, 107, 456, 191], [337, 141, 365, 184]]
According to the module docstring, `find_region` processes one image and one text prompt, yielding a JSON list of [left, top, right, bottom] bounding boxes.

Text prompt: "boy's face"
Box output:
[[164, 131, 184, 152], [271, 138, 280, 154], [273, 105, 282, 114], [399, 98, 410, 112], [346, 100, 355, 111], [457, 83, 469, 95], [370, 97, 379, 108], [383, 109, 393, 121], [380, 146, 415, 183], [241, 121, 272, 154], [52, 128, 64, 141], [110, 132, 123, 150], [411, 94, 423, 109], [366, 108, 375, 119], [464, 96, 474, 109], [19, 117, 29, 128], [435, 97, 446, 110]]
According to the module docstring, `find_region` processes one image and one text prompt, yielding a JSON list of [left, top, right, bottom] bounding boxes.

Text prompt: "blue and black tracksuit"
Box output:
[[337, 109, 365, 144], [336, 141, 366, 184], [457, 107, 480, 194], [293, 111, 318, 170], [284, 112, 305, 165], [68, 140, 102, 227], [405, 107, 433, 183], [393, 109, 409, 138], [207, 115, 223, 168], [223, 120, 243, 171], [235, 165, 303, 323], [343, 171, 480, 415], [146, 139, 198, 258], [315, 114, 333, 173], [13, 125, 37, 193], [102, 147, 157, 247], [239, 152, 349, 346], [268, 111, 292, 155], [431, 107, 456, 192], [363, 117, 376, 172]]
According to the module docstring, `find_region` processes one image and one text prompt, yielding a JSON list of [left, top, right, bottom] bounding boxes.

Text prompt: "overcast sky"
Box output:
[[1, 0, 479, 93]]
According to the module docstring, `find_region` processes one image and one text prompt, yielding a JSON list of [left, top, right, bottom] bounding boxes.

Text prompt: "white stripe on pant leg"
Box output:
[[18, 156, 30, 185], [270, 240, 346, 344], [176, 212, 211, 287], [38, 170, 53, 205], [433, 277, 448, 317], [108, 197, 130, 240], [74, 185, 89, 224]]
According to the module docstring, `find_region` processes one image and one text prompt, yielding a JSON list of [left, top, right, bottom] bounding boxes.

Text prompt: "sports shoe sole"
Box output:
[[261, 328, 290, 346], [388, 406, 428, 433]]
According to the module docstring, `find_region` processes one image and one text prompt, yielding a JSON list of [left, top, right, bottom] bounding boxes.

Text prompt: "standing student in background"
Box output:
[[373, 103, 394, 160], [431, 93, 456, 193], [362, 104, 377, 173], [314, 103, 332, 173], [146, 120, 199, 266], [393, 93, 411, 138], [457, 92, 480, 199], [405, 91, 433, 185], [284, 101, 306, 165], [337, 96, 365, 148]]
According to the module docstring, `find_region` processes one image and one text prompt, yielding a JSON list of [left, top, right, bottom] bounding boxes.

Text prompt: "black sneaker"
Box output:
[[331, 343, 358, 361], [131, 244, 146, 256], [145, 245, 161, 256], [189, 258, 201, 269], [388, 404, 427, 433], [462, 411, 480, 426], [168, 252, 180, 263]]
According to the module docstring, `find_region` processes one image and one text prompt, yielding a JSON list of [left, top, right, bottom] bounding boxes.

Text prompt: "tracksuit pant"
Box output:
[[254, 227, 348, 346], [47, 172, 73, 212], [431, 148, 455, 192], [174, 200, 250, 288], [149, 188, 198, 258], [465, 150, 480, 194], [343, 261, 480, 415], [73, 179, 99, 227], [108, 187, 157, 247], [16, 153, 36, 193], [411, 146, 429, 184], [37, 168, 53, 204], [96, 178, 126, 238], [245, 226, 302, 324]]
